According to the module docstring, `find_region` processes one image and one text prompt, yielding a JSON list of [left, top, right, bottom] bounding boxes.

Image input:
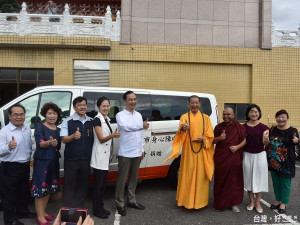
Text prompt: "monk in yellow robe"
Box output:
[[164, 95, 215, 209]]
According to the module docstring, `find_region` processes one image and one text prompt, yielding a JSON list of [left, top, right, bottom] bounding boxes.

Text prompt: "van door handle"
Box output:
[[151, 131, 176, 136]]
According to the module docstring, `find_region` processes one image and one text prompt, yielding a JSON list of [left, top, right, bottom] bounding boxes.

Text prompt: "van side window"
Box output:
[[83, 92, 122, 123], [151, 95, 212, 121], [135, 94, 151, 121], [151, 95, 189, 121], [4, 91, 72, 128], [83, 92, 151, 122]]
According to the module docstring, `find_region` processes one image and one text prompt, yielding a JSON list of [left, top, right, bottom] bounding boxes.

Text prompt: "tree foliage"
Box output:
[[0, 0, 21, 13]]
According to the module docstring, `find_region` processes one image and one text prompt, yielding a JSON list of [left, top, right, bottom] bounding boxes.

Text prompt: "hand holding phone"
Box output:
[[77, 215, 94, 225], [53, 208, 94, 225], [60, 207, 88, 224]]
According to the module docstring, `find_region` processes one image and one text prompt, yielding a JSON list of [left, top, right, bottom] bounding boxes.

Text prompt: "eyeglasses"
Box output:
[[10, 113, 25, 118], [76, 104, 87, 108]]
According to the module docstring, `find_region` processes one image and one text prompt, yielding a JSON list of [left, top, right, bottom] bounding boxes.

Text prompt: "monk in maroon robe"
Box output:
[[213, 107, 246, 212]]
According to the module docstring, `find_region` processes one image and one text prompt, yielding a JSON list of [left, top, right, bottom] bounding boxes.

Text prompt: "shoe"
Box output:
[[117, 206, 126, 216], [232, 205, 240, 213], [103, 209, 111, 215], [278, 206, 286, 214], [44, 214, 54, 221], [255, 207, 263, 214], [36, 216, 51, 225], [246, 205, 254, 211], [270, 204, 280, 209], [94, 211, 109, 219], [5, 219, 24, 225], [127, 202, 145, 210], [17, 212, 36, 219]]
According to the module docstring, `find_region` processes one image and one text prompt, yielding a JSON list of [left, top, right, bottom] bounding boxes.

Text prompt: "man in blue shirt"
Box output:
[[115, 91, 149, 216], [0, 104, 36, 225], [60, 96, 93, 208]]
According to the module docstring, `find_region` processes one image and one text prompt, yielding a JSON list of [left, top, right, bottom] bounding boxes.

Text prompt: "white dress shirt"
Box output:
[[0, 122, 32, 163], [116, 109, 144, 158]]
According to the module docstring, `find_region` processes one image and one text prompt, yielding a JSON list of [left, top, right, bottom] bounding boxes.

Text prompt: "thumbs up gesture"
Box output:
[[49, 136, 58, 147], [74, 127, 81, 140], [181, 119, 189, 132], [262, 130, 270, 145], [292, 132, 298, 144], [263, 130, 269, 140], [9, 136, 17, 149], [263, 130, 269, 138], [220, 130, 226, 140], [112, 128, 121, 138], [143, 118, 150, 130]]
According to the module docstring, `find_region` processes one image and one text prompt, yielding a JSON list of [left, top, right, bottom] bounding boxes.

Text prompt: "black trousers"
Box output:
[[0, 162, 30, 224], [63, 159, 90, 208], [92, 168, 108, 215]]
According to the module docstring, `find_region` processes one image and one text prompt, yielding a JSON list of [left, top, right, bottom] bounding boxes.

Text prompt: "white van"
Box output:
[[0, 85, 218, 185]]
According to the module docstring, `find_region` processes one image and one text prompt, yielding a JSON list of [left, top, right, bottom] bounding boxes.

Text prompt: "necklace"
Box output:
[[188, 111, 205, 154]]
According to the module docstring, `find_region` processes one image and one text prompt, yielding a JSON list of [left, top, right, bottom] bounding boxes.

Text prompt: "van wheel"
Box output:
[[167, 157, 180, 188]]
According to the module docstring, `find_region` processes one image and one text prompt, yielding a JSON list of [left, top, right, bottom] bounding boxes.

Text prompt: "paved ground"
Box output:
[[1, 161, 300, 225]]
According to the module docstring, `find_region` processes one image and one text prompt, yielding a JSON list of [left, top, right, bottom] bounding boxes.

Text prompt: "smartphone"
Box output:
[[60, 207, 88, 224]]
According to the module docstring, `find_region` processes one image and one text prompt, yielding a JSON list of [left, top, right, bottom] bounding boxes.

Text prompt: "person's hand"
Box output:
[[77, 215, 94, 225], [9, 136, 17, 149], [52, 211, 66, 225], [220, 130, 226, 141], [192, 136, 205, 143], [112, 128, 120, 138], [181, 120, 189, 132], [143, 119, 149, 130], [52, 212, 94, 225], [230, 145, 238, 153], [141, 152, 145, 160], [49, 136, 58, 147], [292, 132, 298, 144], [74, 127, 81, 140], [263, 130, 269, 141]]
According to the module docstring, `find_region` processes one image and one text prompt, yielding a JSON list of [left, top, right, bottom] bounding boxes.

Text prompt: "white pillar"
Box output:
[[104, 5, 112, 38]]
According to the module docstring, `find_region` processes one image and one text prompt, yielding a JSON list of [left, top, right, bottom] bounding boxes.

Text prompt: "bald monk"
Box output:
[[213, 107, 246, 212], [164, 95, 214, 209]]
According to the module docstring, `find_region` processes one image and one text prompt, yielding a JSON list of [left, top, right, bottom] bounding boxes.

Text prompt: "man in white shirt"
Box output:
[[115, 91, 149, 216], [0, 104, 36, 225]]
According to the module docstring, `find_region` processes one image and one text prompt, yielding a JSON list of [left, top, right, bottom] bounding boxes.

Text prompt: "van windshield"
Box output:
[[4, 91, 72, 128]]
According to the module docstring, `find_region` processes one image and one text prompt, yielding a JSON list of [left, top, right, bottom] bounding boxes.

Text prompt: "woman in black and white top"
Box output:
[[91, 97, 120, 219]]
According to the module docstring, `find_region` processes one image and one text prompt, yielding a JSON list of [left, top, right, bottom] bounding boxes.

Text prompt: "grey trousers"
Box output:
[[115, 156, 142, 207]]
